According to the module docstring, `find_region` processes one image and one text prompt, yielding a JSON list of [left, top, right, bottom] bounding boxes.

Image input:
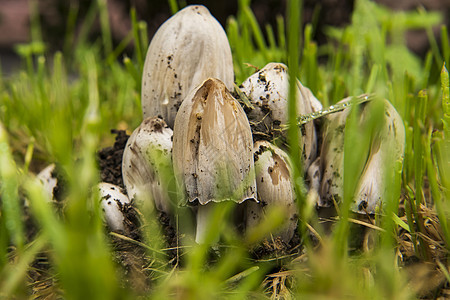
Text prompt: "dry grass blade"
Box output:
[[225, 266, 260, 284], [321, 216, 385, 232], [110, 232, 168, 256], [262, 270, 294, 300]]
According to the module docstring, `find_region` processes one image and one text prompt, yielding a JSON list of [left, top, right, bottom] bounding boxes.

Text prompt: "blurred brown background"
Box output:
[[0, 0, 449, 73]]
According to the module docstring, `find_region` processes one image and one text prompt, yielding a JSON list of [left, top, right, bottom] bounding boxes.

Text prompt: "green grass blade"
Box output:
[[63, 1, 79, 59], [365, 64, 379, 94], [168, 0, 179, 15], [265, 24, 276, 50], [29, 0, 43, 44], [392, 213, 410, 232], [413, 91, 426, 212], [0, 123, 24, 251], [301, 24, 320, 94], [428, 130, 450, 249], [419, 6, 443, 68], [97, 0, 113, 56], [105, 31, 133, 65], [441, 26, 449, 67], [287, 0, 308, 244], [277, 14, 286, 50], [243, 6, 268, 60], [139, 21, 149, 60], [442, 65, 450, 139], [412, 90, 430, 260], [131, 8, 144, 70], [123, 56, 141, 92], [76, 1, 99, 49]]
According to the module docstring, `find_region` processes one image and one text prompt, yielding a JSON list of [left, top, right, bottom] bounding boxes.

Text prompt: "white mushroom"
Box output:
[[246, 141, 298, 244], [98, 182, 130, 232], [36, 163, 58, 202], [141, 5, 234, 128], [315, 98, 405, 213], [352, 100, 405, 213], [317, 97, 353, 207], [239, 62, 321, 171], [172, 78, 257, 243], [122, 117, 173, 214]]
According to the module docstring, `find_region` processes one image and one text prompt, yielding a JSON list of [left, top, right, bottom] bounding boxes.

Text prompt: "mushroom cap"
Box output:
[[122, 116, 173, 214], [172, 78, 257, 205], [316, 97, 405, 214], [240, 62, 320, 170], [246, 140, 298, 243], [141, 5, 234, 128], [98, 182, 130, 232]]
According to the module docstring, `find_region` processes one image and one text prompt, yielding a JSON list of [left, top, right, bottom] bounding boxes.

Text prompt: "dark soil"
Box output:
[[98, 129, 129, 188]]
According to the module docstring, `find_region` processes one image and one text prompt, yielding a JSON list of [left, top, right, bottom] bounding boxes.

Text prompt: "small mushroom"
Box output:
[[317, 97, 353, 207], [141, 5, 234, 128], [352, 100, 405, 213], [36, 164, 58, 202], [239, 62, 321, 171], [315, 98, 405, 213], [172, 78, 257, 243], [122, 117, 173, 214], [98, 182, 130, 232], [35, 163, 66, 203], [246, 141, 298, 244]]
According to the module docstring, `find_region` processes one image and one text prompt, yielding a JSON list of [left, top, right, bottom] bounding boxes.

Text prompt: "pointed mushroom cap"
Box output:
[[172, 78, 257, 205], [316, 97, 405, 214], [122, 117, 173, 214], [141, 5, 234, 128], [351, 99, 405, 213]]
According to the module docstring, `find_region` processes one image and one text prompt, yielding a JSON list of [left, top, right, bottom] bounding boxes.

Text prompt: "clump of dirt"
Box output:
[[251, 233, 302, 261]]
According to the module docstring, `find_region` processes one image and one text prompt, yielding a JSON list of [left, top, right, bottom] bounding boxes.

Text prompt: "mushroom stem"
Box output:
[[195, 203, 219, 244]]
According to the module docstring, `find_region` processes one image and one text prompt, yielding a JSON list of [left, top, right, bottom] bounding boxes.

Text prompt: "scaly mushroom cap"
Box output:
[[141, 5, 234, 128], [240, 62, 321, 171], [172, 78, 257, 205], [122, 117, 173, 214]]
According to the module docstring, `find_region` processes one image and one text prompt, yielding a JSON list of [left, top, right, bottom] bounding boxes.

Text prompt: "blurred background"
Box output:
[[0, 0, 448, 74]]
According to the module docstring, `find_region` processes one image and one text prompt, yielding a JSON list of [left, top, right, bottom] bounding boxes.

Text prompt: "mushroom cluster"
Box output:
[[92, 5, 405, 244], [120, 5, 321, 244]]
